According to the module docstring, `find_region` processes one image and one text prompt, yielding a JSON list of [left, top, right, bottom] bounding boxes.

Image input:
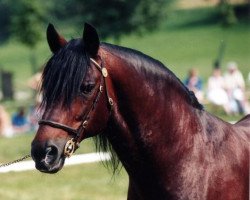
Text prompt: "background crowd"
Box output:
[[184, 61, 250, 116], [0, 105, 39, 138]]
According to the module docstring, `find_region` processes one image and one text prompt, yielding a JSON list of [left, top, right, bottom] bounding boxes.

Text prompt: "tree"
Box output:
[[206, 0, 249, 26], [10, 0, 46, 48], [51, 0, 173, 42], [218, 0, 237, 26], [0, 0, 11, 42], [9, 0, 47, 75]]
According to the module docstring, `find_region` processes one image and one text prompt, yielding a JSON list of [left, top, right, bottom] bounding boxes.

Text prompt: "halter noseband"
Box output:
[[38, 58, 113, 157]]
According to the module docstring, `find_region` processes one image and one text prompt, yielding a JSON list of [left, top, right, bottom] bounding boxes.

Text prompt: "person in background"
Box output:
[[27, 67, 43, 132], [184, 68, 204, 102], [27, 70, 42, 104], [27, 105, 39, 131], [12, 107, 29, 134], [207, 67, 230, 114], [224, 61, 248, 114], [0, 105, 14, 137]]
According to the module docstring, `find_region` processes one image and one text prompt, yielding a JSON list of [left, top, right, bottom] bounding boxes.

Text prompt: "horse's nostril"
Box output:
[[46, 146, 52, 154], [45, 145, 58, 164], [46, 145, 58, 156]]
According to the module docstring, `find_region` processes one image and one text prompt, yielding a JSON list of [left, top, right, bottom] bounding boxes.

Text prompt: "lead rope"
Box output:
[[0, 154, 31, 168]]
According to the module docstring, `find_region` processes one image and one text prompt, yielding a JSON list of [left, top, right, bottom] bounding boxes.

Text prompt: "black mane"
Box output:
[[41, 39, 90, 109]]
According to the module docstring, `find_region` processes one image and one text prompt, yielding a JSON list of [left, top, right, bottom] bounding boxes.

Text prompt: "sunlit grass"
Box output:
[[0, 134, 128, 200], [0, 163, 128, 200]]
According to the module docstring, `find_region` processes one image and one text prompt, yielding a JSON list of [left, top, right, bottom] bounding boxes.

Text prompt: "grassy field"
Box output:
[[0, 5, 249, 200], [0, 165, 128, 200], [120, 7, 250, 82], [0, 164, 128, 200], [0, 159, 128, 200], [0, 134, 129, 200]]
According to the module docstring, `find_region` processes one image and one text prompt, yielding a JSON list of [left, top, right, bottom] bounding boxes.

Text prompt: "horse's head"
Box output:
[[31, 23, 113, 173]]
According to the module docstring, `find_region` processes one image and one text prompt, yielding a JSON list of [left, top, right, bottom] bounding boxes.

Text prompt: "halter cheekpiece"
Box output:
[[38, 58, 113, 157]]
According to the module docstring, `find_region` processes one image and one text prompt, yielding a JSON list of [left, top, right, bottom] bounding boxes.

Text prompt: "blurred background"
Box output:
[[0, 0, 249, 199]]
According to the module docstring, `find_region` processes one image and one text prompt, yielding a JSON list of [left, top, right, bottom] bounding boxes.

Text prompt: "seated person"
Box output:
[[12, 107, 29, 133], [207, 67, 230, 114], [184, 68, 204, 102], [0, 105, 14, 137], [224, 62, 248, 114]]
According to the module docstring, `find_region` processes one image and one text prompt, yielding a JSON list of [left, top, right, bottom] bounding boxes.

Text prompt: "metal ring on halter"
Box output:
[[64, 138, 76, 157], [109, 98, 114, 106], [102, 68, 108, 77], [82, 120, 88, 128], [99, 85, 103, 92]]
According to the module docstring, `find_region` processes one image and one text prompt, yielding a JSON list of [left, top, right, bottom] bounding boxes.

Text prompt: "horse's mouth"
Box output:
[[35, 156, 65, 174]]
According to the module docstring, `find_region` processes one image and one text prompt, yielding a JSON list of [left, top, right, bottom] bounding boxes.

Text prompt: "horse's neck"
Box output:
[[103, 50, 201, 182]]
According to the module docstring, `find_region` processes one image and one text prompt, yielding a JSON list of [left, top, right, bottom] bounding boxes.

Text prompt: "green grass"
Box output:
[[119, 8, 250, 82], [0, 134, 129, 200], [0, 163, 128, 200], [0, 6, 249, 199]]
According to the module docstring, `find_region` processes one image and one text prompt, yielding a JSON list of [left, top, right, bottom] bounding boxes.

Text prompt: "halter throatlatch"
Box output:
[[38, 58, 113, 158]]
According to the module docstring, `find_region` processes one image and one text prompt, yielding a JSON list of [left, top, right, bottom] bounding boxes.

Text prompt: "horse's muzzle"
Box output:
[[31, 140, 66, 174]]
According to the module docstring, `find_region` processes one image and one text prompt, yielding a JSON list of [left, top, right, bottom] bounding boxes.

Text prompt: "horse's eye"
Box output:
[[80, 84, 95, 95]]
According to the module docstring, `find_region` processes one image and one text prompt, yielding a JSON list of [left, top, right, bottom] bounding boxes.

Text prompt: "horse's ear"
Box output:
[[83, 23, 100, 57], [47, 23, 67, 53]]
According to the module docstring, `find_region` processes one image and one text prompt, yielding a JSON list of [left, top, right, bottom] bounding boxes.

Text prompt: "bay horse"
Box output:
[[31, 23, 249, 200]]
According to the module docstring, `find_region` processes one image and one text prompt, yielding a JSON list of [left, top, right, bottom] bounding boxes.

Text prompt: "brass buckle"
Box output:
[[99, 85, 103, 92], [82, 120, 88, 128], [109, 98, 114, 106], [64, 138, 75, 157], [102, 68, 108, 77]]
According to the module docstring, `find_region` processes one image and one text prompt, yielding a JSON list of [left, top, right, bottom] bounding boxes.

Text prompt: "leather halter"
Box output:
[[38, 58, 113, 157]]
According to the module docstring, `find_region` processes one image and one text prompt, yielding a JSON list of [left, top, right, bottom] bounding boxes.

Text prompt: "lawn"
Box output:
[[0, 160, 128, 200], [0, 134, 129, 200], [0, 5, 249, 200]]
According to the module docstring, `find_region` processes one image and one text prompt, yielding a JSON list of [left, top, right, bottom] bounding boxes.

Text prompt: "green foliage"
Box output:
[[10, 0, 46, 48], [132, 0, 168, 32], [0, 0, 11, 42], [0, 0, 173, 44], [50, 0, 173, 42], [218, 0, 238, 26]]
